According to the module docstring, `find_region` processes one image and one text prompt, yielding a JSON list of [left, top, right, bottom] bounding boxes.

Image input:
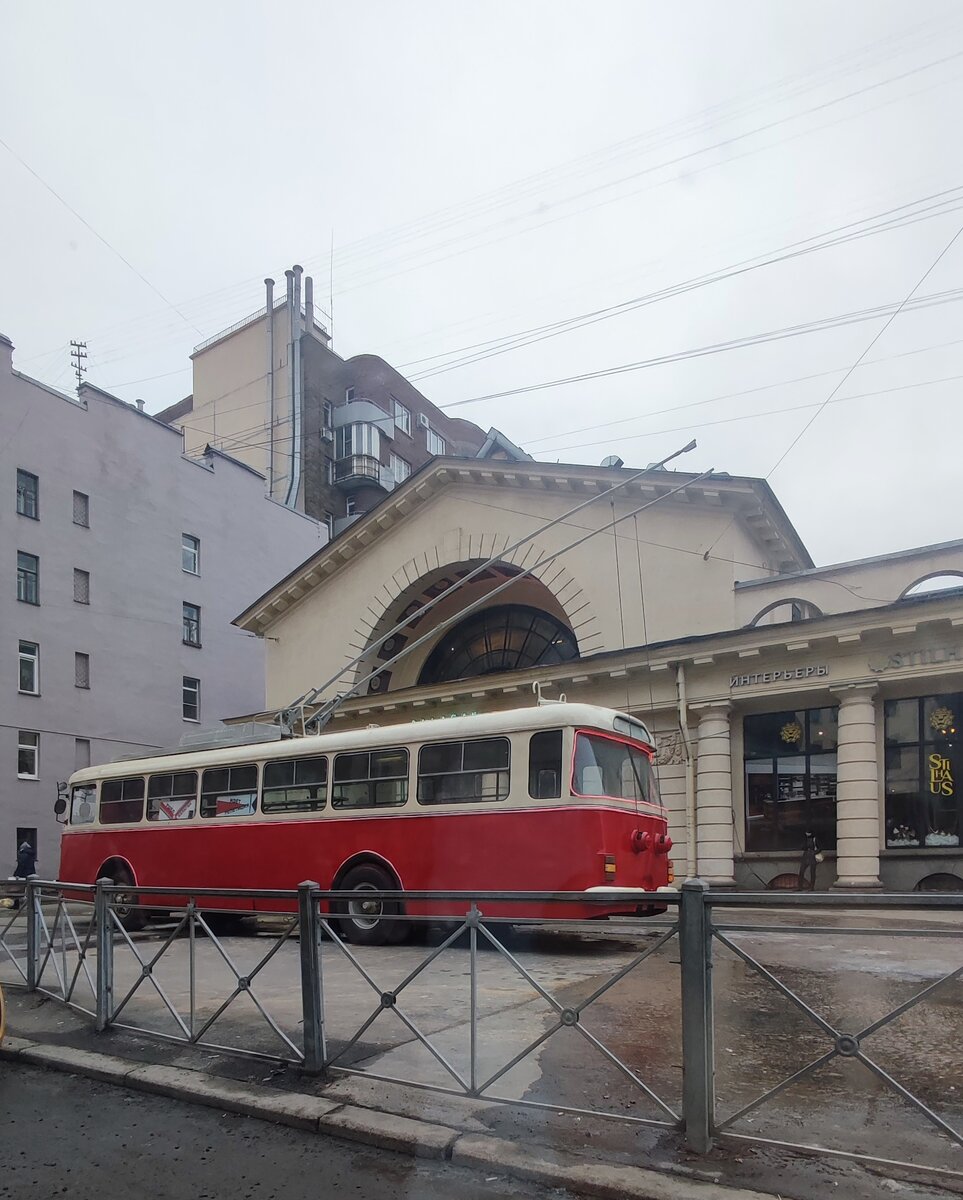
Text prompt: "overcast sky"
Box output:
[[3, 1, 962, 568]]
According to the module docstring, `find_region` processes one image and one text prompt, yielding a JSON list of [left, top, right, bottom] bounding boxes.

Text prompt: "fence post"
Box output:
[[298, 880, 326, 1074], [25, 876, 40, 992], [680, 878, 714, 1152], [95, 877, 114, 1033]]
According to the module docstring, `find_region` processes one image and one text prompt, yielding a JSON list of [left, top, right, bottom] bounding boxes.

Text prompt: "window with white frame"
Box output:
[[335, 423, 380, 460], [392, 397, 411, 436], [345, 386, 356, 403], [18, 731, 39, 779], [19, 641, 39, 694], [75, 652, 90, 689], [17, 470, 39, 519], [322, 512, 334, 539], [345, 495, 357, 516], [183, 602, 201, 646], [390, 453, 411, 484], [17, 552, 39, 605], [73, 568, 90, 604], [182, 533, 200, 575], [183, 676, 200, 721], [426, 427, 446, 455], [72, 491, 89, 527], [322, 399, 333, 430]]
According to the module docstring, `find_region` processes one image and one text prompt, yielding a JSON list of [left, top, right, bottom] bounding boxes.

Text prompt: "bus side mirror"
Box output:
[[54, 797, 67, 816]]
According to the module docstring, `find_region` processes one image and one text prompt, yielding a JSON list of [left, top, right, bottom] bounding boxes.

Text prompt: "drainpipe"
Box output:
[[304, 273, 314, 332], [677, 662, 697, 880], [285, 265, 304, 508], [265, 277, 275, 496]]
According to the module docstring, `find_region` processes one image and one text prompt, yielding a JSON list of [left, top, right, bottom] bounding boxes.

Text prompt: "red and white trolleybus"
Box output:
[[58, 702, 673, 943]]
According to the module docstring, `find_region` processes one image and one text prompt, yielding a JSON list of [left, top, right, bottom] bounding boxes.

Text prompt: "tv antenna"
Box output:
[[69, 340, 88, 392]]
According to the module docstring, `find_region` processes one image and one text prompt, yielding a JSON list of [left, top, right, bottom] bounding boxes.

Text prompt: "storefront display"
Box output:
[[884, 693, 960, 849]]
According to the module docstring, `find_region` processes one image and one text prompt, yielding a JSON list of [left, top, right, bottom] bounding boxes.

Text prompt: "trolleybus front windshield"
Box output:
[[572, 731, 659, 805]]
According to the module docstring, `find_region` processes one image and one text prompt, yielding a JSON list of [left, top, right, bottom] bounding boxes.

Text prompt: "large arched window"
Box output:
[[418, 604, 579, 686]]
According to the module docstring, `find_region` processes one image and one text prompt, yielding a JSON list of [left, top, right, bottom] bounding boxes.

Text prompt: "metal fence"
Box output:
[[1, 878, 960, 1179]]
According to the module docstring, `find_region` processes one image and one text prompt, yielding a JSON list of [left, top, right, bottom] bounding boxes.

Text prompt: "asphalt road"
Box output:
[[0, 1064, 577, 1200]]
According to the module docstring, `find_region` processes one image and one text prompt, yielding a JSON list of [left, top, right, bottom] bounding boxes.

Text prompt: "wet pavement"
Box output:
[[0, 1064, 579, 1200], [2, 902, 961, 1199]]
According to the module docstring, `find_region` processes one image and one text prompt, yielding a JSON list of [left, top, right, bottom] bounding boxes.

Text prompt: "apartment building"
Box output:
[[2, 333, 323, 867], [156, 265, 527, 535]]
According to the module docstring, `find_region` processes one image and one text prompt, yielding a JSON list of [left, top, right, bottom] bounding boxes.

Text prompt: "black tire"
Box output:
[[109, 868, 146, 932], [333, 864, 407, 946]]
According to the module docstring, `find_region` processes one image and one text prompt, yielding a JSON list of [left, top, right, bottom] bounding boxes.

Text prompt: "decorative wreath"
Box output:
[[780, 720, 803, 745], [930, 706, 955, 734]]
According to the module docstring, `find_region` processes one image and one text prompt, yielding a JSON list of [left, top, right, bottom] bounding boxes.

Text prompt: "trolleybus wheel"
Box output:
[[106, 867, 146, 932], [334, 864, 406, 946]]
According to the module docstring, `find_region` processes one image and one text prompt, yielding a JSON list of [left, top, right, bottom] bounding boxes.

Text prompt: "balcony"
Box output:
[[334, 454, 385, 490]]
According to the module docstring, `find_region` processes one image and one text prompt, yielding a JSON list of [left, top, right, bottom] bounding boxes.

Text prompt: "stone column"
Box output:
[[695, 704, 736, 886], [832, 684, 883, 890]]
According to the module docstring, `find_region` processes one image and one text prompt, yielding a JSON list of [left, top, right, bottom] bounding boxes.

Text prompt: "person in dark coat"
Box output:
[[13, 841, 36, 879]]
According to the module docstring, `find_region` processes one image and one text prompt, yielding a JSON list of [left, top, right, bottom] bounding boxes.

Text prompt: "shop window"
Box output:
[[743, 707, 838, 852], [884, 692, 960, 848]]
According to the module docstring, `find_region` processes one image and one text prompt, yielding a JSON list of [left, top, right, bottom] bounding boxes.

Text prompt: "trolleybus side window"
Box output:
[[529, 729, 562, 799], [263, 756, 328, 813], [332, 748, 407, 809], [200, 764, 258, 818], [71, 784, 96, 825], [147, 771, 198, 822], [99, 777, 146, 824], [417, 737, 510, 805], [572, 731, 656, 804]]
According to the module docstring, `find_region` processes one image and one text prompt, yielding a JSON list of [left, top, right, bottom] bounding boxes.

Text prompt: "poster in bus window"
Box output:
[[215, 793, 256, 817]]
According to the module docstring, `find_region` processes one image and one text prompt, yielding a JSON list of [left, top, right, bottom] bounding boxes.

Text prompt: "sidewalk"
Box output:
[[2, 989, 958, 1200]]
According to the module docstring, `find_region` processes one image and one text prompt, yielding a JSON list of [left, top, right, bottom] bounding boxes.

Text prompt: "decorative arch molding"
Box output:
[[347, 526, 605, 693], [898, 570, 963, 600], [746, 597, 824, 628]]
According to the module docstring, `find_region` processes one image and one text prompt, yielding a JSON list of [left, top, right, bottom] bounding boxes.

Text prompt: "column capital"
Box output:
[[691, 700, 732, 718], [830, 682, 878, 701]]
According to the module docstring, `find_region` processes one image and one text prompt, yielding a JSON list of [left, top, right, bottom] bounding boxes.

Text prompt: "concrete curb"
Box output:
[[0, 1035, 775, 1200]]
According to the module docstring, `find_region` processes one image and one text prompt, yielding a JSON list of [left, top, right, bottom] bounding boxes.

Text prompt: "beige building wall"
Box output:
[[254, 476, 788, 710]]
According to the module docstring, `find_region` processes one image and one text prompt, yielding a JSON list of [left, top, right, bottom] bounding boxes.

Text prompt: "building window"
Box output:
[[17, 552, 39, 605], [743, 708, 838, 853], [18, 731, 39, 779], [183, 603, 201, 647], [426, 427, 446, 456], [885, 693, 961, 848], [73, 568, 90, 604], [335, 422, 380, 461], [183, 676, 200, 721], [322, 399, 333, 430], [75, 652, 90, 689], [418, 604, 579, 686], [325, 458, 334, 486], [393, 397, 411, 436], [18, 640, 39, 695], [73, 491, 89, 527], [345, 386, 355, 403], [322, 512, 334, 539], [182, 533, 200, 575], [345, 496, 357, 517], [74, 738, 91, 770], [17, 470, 39, 519], [390, 453, 411, 484]]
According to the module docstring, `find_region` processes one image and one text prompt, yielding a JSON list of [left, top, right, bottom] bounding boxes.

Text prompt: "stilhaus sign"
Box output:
[[867, 646, 961, 674], [730, 665, 829, 688]]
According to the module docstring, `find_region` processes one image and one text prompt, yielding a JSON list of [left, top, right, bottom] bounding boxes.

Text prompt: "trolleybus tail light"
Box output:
[[630, 829, 651, 853], [603, 854, 617, 882], [667, 859, 675, 884], [654, 834, 673, 855]]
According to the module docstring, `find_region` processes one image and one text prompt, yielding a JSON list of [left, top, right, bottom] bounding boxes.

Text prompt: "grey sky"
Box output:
[[3, 1, 962, 567]]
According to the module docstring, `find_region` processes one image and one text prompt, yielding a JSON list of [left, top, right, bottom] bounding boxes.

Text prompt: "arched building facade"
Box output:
[[235, 458, 963, 893]]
